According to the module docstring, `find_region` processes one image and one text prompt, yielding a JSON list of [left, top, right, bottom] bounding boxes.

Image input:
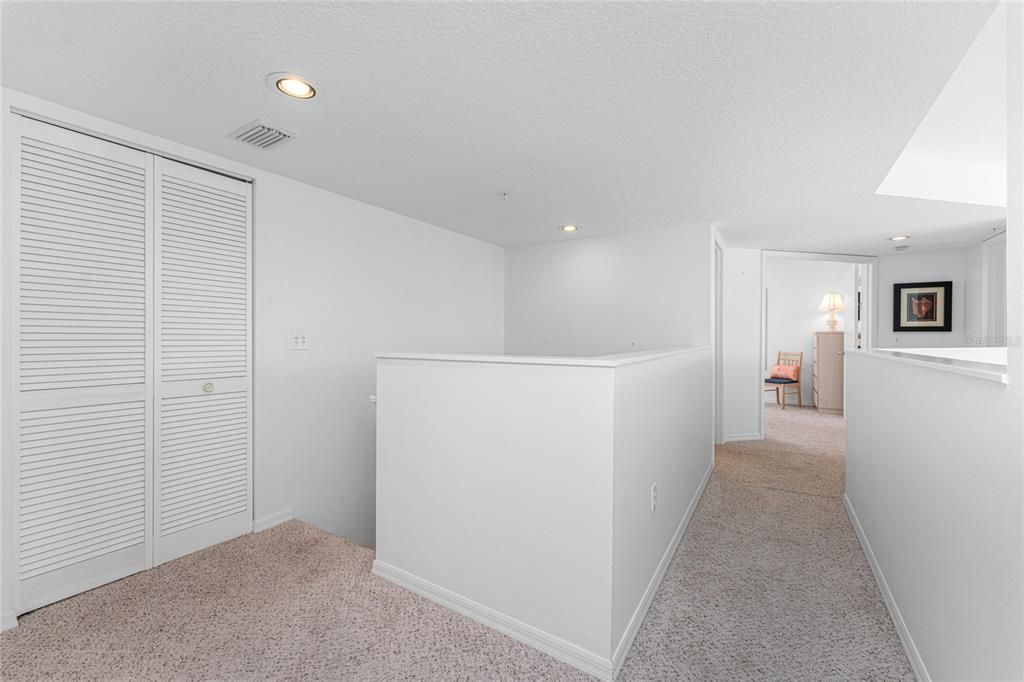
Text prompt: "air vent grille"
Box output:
[[229, 120, 294, 150]]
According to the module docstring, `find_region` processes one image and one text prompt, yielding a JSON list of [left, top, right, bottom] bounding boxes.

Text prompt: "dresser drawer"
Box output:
[[812, 331, 845, 414]]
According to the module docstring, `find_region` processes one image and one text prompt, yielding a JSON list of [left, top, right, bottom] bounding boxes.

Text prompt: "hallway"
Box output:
[[619, 405, 914, 679], [1, 406, 915, 680]]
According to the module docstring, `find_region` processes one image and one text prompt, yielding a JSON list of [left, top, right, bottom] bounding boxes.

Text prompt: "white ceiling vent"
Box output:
[[229, 120, 294, 150]]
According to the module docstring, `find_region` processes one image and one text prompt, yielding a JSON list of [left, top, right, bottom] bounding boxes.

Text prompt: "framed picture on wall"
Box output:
[[892, 281, 952, 332]]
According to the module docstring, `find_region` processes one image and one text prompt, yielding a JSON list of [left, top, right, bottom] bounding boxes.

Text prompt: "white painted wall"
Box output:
[[982, 233, 1008, 345], [254, 174, 504, 546], [721, 248, 763, 440], [876, 250, 968, 348], [0, 88, 505, 586], [965, 242, 985, 343], [1006, 10, 1024, 675], [845, 351, 1022, 681], [504, 226, 711, 356], [1008, 24, 1024, 661], [1009, 0, 1024, 389], [374, 348, 712, 680], [884, 239, 1008, 350], [764, 257, 856, 405], [611, 349, 713, 659], [375, 356, 616, 667]]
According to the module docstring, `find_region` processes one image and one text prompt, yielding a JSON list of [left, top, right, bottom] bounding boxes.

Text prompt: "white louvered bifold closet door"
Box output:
[[153, 158, 252, 564], [13, 117, 153, 612]]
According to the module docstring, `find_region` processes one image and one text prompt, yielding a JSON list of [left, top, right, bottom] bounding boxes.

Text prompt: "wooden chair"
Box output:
[[764, 351, 803, 409]]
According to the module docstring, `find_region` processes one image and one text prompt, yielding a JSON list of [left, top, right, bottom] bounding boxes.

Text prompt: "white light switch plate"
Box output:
[[291, 332, 310, 351]]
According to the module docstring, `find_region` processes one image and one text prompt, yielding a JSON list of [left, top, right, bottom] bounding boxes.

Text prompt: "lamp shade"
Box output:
[[817, 292, 846, 312]]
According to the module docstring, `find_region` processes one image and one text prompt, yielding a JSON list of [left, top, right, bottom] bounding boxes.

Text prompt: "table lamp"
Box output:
[[817, 292, 845, 330]]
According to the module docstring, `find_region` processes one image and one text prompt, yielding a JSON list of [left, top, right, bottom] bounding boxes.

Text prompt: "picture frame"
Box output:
[[892, 281, 952, 332]]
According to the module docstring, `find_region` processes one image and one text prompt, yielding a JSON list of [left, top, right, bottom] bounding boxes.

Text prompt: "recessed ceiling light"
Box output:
[[559, 224, 579, 232], [889, 235, 911, 241], [277, 79, 315, 98], [894, 245, 911, 251], [267, 72, 317, 99]]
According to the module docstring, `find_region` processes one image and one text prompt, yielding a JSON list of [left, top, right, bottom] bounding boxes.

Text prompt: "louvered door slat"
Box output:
[[157, 159, 248, 382], [154, 157, 251, 565], [18, 124, 148, 393], [22, 217, 146, 244], [17, 402, 147, 581], [21, 492, 146, 526], [13, 117, 153, 614]]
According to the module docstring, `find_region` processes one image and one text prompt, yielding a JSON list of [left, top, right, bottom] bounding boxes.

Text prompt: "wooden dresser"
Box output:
[[812, 331, 845, 415]]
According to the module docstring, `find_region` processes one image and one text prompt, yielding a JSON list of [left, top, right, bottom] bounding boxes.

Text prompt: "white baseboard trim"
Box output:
[[610, 457, 715, 677], [723, 432, 762, 442], [253, 507, 294, 533], [18, 559, 147, 617], [372, 560, 614, 681], [843, 494, 929, 682], [1, 610, 17, 632]]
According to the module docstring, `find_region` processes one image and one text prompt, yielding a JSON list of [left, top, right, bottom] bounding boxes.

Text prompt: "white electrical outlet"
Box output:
[[650, 483, 658, 513], [290, 332, 310, 351]]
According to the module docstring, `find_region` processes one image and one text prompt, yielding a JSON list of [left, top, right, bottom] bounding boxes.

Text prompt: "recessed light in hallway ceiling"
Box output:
[[267, 72, 317, 100]]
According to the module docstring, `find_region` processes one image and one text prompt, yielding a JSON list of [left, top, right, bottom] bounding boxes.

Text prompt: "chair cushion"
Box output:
[[764, 377, 797, 384], [769, 364, 800, 381]]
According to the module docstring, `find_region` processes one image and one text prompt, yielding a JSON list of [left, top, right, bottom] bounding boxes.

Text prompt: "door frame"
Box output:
[[759, 250, 877, 437], [712, 231, 725, 445]]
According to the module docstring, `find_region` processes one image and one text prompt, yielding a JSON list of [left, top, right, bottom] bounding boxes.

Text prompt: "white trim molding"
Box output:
[[723, 432, 763, 443], [376, 346, 709, 369], [847, 348, 1008, 385], [372, 560, 616, 681], [1, 611, 17, 632], [844, 494, 930, 682], [253, 508, 294, 533], [610, 458, 714, 677]]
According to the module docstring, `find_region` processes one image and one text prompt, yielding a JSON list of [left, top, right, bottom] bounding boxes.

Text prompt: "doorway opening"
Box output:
[[759, 251, 876, 434]]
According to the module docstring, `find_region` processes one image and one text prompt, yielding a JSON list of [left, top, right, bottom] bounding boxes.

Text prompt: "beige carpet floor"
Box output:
[[1, 405, 912, 680], [617, 406, 913, 680]]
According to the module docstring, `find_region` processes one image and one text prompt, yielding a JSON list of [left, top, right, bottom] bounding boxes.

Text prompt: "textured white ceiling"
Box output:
[[0, 1, 1006, 254]]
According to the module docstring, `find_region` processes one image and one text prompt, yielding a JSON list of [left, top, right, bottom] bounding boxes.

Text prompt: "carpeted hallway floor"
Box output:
[[1, 405, 912, 680], [617, 405, 913, 680]]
